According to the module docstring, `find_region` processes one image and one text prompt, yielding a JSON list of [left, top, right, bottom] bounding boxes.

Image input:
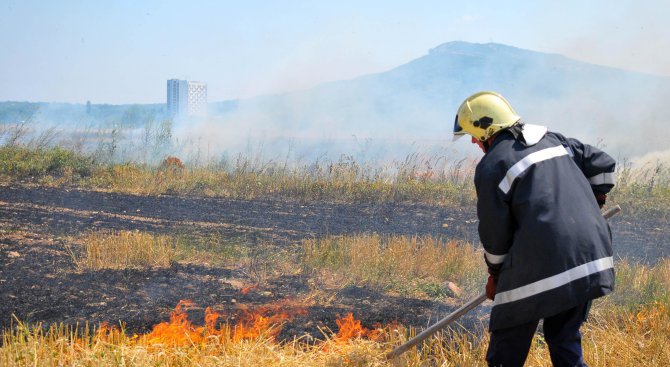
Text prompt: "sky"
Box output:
[[1, 0, 670, 104]]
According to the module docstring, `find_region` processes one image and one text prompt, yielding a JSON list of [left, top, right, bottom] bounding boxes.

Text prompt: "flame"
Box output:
[[142, 299, 306, 346], [334, 313, 382, 342], [90, 300, 404, 350], [144, 300, 208, 346], [95, 321, 123, 342], [233, 310, 284, 341]]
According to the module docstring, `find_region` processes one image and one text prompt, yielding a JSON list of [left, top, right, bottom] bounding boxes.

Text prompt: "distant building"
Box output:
[[166, 79, 208, 118]]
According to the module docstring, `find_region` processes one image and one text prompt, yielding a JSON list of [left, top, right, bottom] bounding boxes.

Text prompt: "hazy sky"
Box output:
[[1, 0, 669, 104]]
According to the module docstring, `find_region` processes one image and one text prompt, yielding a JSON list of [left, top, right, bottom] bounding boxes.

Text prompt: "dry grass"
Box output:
[[69, 230, 178, 270], [84, 162, 475, 206], [609, 159, 670, 215], [302, 234, 487, 297], [2, 144, 669, 214], [67, 229, 295, 287], [1, 145, 479, 205], [580, 302, 670, 366], [605, 258, 670, 307]]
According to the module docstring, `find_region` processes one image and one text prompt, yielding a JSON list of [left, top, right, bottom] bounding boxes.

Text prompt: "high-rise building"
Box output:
[[167, 79, 208, 118]]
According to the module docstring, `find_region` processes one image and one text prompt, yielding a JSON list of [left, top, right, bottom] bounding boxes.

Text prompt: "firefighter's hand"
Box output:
[[595, 193, 607, 209], [486, 274, 497, 300]]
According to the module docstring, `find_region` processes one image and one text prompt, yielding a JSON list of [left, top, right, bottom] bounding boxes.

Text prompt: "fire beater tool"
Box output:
[[386, 205, 622, 359]]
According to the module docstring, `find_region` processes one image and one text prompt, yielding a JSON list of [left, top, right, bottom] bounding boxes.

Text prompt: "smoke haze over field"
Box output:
[[176, 42, 669, 165], [2, 42, 669, 167]]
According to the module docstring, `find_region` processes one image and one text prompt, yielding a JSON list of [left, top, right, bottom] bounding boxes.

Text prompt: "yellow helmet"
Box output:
[[453, 91, 521, 142]]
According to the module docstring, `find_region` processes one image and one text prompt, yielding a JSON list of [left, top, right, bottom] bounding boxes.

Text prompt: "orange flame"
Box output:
[[90, 300, 406, 350], [334, 313, 382, 342], [95, 321, 123, 342], [144, 300, 207, 346], [142, 299, 305, 346]]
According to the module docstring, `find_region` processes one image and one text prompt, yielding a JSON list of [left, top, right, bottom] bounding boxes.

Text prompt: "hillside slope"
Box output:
[[221, 42, 669, 158]]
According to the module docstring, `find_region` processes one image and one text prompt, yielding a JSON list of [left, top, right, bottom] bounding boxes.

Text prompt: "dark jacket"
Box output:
[[475, 124, 616, 331]]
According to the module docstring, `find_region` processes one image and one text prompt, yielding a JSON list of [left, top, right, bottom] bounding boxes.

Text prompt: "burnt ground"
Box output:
[[0, 184, 668, 339]]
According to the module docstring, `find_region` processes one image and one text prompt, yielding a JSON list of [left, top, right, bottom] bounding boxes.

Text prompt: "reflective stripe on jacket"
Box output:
[[475, 127, 616, 331]]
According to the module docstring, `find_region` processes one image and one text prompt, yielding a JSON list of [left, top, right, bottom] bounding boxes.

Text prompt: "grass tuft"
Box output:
[[69, 230, 178, 270]]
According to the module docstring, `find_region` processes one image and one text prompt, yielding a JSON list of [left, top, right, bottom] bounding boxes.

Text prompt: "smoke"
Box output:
[[554, 1, 670, 78], [185, 42, 670, 166], [170, 114, 464, 168], [167, 70, 467, 166], [3, 42, 669, 169], [631, 149, 670, 168], [514, 78, 669, 160]]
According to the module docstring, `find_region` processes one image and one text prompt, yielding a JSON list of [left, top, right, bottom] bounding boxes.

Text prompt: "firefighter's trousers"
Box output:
[[486, 301, 591, 367]]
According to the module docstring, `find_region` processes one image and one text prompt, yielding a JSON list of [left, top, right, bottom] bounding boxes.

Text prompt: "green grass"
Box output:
[[0, 146, 94, 182]]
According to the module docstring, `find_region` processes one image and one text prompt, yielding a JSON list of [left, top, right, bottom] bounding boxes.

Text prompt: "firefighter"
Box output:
[[453, 91, 616, 367]]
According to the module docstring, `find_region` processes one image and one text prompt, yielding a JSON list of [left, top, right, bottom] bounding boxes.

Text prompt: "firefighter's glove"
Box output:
[[595, 193, 607, 209], [486, 274, 497, 301]]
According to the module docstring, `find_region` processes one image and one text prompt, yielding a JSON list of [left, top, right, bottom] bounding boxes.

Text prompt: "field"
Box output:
[[0, 145, 669, 366]]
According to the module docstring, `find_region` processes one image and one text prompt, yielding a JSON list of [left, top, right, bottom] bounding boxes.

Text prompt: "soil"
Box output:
[[0, 184, 667, 339]]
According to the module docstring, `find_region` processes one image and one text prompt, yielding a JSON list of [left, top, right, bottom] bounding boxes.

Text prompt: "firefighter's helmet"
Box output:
[[453, 91, 521, 142]]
